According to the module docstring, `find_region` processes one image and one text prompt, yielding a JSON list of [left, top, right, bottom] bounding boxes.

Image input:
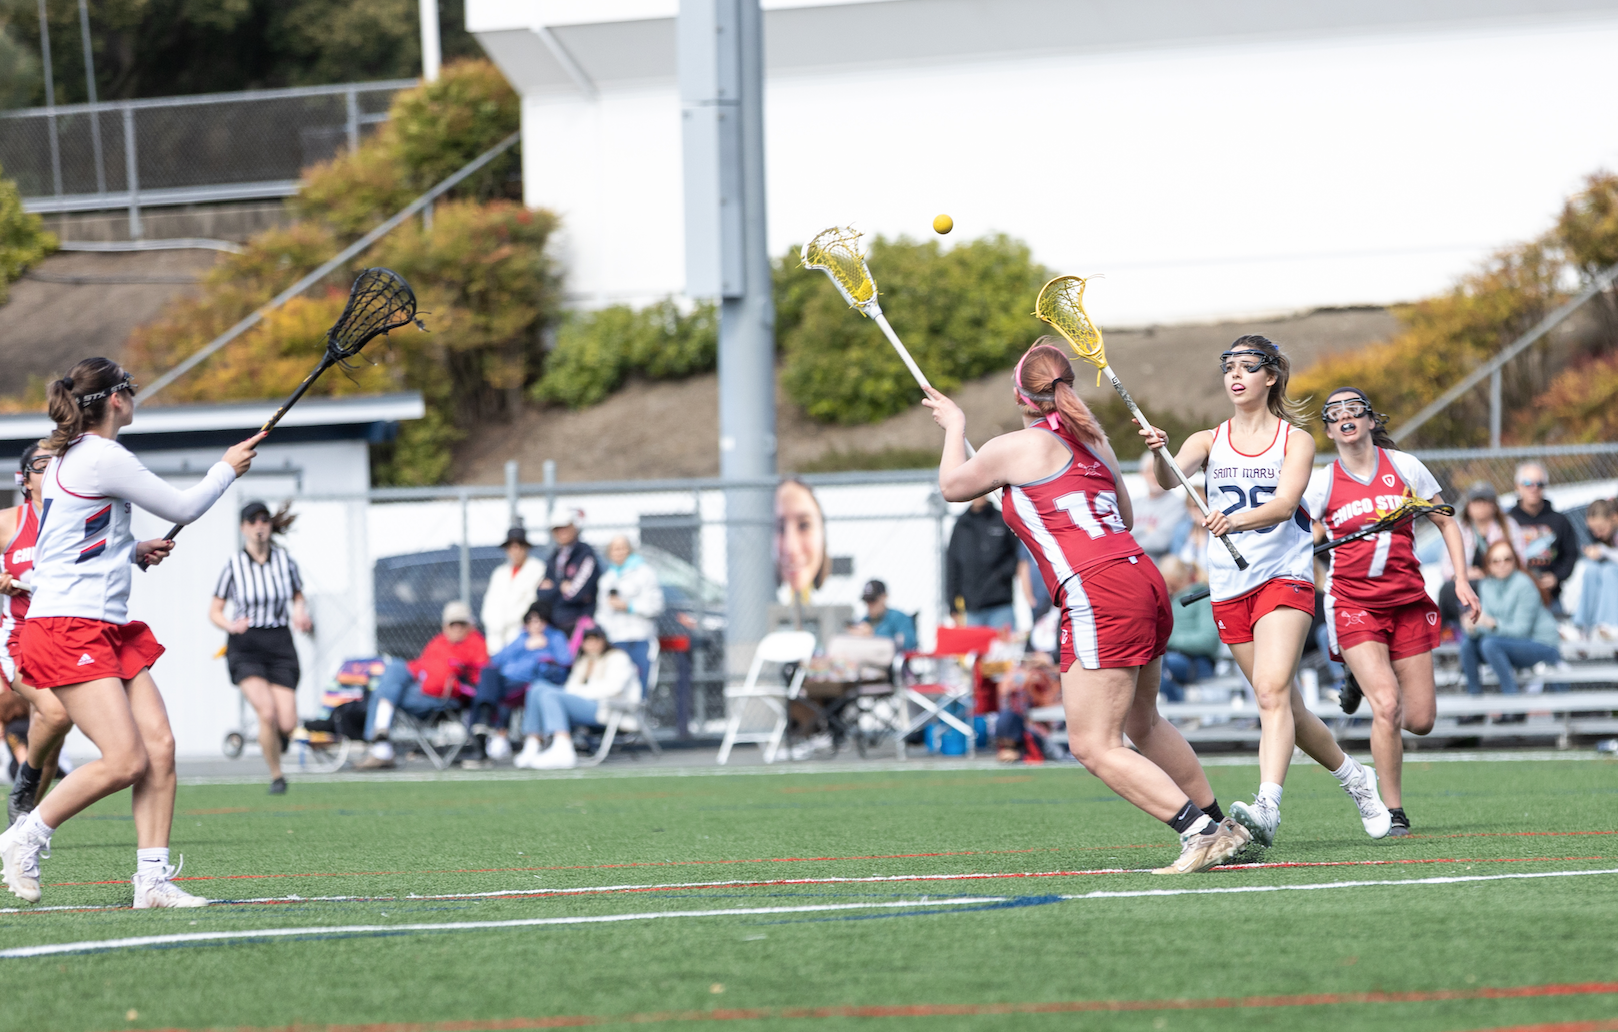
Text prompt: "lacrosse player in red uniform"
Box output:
[[1302, 387, 1477, 836], [924, 339, 1250, 874]]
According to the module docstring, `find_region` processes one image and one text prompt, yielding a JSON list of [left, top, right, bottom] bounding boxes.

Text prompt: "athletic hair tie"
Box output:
[[60, 376, 74, 391]]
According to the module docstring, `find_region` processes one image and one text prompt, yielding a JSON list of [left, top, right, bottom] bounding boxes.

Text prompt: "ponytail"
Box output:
[[270, 500, 297, 535], [1015, 338, 1106, 453], [45, 358, 127, 456]]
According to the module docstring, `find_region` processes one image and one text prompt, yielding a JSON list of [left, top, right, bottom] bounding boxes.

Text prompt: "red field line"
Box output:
[[82, 981, 1618, 1031]]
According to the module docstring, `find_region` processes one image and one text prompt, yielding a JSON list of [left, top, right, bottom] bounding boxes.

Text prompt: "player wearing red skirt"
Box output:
[[1140, 337, 1392, 850], [0, 443, 75, 825], [0, 358, 262, 907], [925, 339, 1250, 874], [1303, 387, 1477, 837]]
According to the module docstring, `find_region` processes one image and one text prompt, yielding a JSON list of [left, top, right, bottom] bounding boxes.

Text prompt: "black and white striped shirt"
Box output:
[[214, 545, 303, 629]]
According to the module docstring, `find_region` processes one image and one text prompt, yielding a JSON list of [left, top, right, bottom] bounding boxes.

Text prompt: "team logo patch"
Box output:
[[1073, 460, 1104, 478], [77, 653, 94, 666], [1426, 611, 1438, 626], [1382, 474, 1396, 487], [1340, 611, 1369, 627]]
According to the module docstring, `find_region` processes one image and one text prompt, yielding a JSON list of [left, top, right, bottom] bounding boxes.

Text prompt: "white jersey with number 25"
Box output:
[[1203, 419, 1314, 603]]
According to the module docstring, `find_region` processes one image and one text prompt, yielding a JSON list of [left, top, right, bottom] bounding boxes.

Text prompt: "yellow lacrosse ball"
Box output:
[[932, 214, 953, 235]]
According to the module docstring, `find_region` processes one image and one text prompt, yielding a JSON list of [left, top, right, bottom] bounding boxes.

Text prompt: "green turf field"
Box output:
[[4, 756, 1616, 1032]]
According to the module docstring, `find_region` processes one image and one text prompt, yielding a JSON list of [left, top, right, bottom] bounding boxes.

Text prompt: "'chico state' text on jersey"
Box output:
[[1301, 447, 1441, 609]]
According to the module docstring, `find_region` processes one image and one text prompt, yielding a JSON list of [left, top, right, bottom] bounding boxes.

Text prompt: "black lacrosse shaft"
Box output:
[[142, 354, 336, 568], [1176, 505, 1453, 606]]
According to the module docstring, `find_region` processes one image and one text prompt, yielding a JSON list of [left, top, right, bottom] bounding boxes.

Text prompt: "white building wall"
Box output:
[[505, 12, 1618, 324]]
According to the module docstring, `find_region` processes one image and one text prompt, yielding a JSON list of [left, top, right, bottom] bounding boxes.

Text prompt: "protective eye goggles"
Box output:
[[1322, 400, 1372, 421], [77, 375, 137, 408], [1219, 349, 1277, 374], [13, 456, 48, 487]]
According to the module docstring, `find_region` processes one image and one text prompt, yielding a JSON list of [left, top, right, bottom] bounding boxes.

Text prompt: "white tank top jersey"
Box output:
[[1203, 418, 1314, 602], [32, 434, 236, 625]]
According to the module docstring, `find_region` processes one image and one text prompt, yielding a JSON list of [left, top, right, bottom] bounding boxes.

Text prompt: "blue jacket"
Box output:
[[490, 625, 572, 686], [1473, 571, 1560, 648], [865, 609, 918, 652]]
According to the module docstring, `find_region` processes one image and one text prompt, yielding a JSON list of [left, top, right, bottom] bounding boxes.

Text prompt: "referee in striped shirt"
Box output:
[[208, 501, 312, 794]]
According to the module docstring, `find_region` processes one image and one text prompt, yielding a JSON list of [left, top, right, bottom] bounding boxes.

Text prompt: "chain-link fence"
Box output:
[[259, 443, 1618, 740], [2, 80, 412, 233]]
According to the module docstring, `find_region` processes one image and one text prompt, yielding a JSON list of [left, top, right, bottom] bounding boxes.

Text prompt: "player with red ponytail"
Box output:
[[924, 338, 1250, 874]]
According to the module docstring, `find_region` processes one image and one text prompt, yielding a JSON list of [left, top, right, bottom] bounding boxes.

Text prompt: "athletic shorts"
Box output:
[[1211, 578, 1316, 646], [226, 625, 301, 689], [1326, 595, 1441, 662], [1057, 555, 1172, 672], [18, 617, 165, 689]]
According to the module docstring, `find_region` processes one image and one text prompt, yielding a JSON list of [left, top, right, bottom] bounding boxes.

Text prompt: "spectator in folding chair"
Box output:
[[356, 601, 487, 770], [846, 579, 917, 651], [596, 536, 663, 696], [466, 600, 572, 763], [515, 628, 636, 769]]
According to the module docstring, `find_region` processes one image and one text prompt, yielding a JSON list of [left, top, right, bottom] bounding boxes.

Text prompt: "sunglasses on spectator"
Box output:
[[1488, 555, 1516, 565], [1517, 480, 1546, 488]]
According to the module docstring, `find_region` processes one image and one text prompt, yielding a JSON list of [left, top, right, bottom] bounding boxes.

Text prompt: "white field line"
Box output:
[[2, 858, 1610, 916], [0, 897, 1009, 959], [4, 867, 1614, 958], [1057, 866, 1618, 901], [169, 749, 1610, 785]]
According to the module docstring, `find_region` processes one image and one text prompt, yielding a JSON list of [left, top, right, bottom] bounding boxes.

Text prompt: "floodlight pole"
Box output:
[[679, 0, 777, 675], [419, 0, 442, 82]]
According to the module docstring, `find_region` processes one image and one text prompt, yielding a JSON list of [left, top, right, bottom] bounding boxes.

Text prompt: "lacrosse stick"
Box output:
[[1180, 494, 1453, 605], [1034, 275, 1247, 571], [802, 227, 976, 458], [143, 268, 422, 567]]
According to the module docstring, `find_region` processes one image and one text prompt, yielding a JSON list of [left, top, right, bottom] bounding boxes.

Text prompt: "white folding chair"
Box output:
[[578, 654, 664, 767], [716, 631, 817, 765]]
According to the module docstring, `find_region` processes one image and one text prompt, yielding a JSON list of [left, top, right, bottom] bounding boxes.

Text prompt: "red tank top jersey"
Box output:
[[1, 502, 39, 638], [1000, 427, 1144, 602], [1302, 448, 1441, 609]]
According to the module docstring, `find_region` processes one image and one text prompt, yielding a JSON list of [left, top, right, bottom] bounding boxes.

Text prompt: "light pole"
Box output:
[[37, 0, 62, 197], [419, 0, 441, 82], [78, 0, 105, 194]]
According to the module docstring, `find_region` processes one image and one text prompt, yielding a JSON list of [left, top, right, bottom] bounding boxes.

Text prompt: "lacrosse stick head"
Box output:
[[802, 227, 878, 313], [1033, 275, 1106, 374], [1375, 490, 1455, 524], [327, 267, 423, 362]]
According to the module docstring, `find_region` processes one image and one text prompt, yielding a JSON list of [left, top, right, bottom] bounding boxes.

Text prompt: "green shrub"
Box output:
[[0, 161, 57, 304], [776, 234, 1050, 424], [534, 299, 718, 408], [294, 59, 519, 237]]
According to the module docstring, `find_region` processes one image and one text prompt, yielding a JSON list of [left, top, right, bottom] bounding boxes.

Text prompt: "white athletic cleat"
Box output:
[[0, 817, 49, 904], [528, 736, 578, 770], [1153, 818, 1251, 875], [133, 858, 209, 909], [1229, 798, 1280, 849], [1341, 760, 1393, 839]]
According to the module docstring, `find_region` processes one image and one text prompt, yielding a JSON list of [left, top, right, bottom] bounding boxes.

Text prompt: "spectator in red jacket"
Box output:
[[357, 600, 488, 770]]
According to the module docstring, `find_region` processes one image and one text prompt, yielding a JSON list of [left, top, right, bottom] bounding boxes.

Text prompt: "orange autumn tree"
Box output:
[[123, 61, 558, 486]]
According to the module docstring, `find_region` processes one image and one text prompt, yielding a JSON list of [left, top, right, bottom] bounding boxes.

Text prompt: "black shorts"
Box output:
[[226, 626, 301, 689]]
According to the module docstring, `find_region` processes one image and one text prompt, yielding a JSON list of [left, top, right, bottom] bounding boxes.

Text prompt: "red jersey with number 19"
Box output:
[[1302, 448, 1441, 609], [1000, 427, 1144, 590], [1001, 427, 1167, 672]]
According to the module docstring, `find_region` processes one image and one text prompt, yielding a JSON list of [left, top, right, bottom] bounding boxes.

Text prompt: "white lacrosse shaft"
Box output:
[[1098, 363, 1249, 571], [864, 300, 977, 459]]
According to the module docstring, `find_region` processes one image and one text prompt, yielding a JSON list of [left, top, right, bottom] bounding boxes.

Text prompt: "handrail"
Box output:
[[0, 79, 416, 119], [136, 130, 521, 404]]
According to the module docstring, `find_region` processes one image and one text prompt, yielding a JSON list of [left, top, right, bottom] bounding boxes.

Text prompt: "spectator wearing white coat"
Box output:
[[596, 535, 664, 693], [480, 526, 547, 651]]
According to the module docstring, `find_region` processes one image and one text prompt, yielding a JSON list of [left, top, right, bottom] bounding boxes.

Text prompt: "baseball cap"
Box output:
[[549, 506, 584, 529], [441, 600, 474, 626], [502, 525, 531, 548], [240, 500, 271, 523], [861, 579, 887, 602], [1465, 481, 1498, 503]]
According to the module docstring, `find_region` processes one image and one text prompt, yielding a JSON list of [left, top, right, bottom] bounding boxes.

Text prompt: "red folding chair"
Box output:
[[900, 625, 998, 758]]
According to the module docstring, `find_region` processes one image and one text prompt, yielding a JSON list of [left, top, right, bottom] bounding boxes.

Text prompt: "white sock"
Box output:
[[1257, 782, 1283, 808], [22, 809, 54, 841], [136, 847, 170, 875], [1329, 755, 1361, 784], [373, 698, 395, 734], [1186, 814, 1213, 836]]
